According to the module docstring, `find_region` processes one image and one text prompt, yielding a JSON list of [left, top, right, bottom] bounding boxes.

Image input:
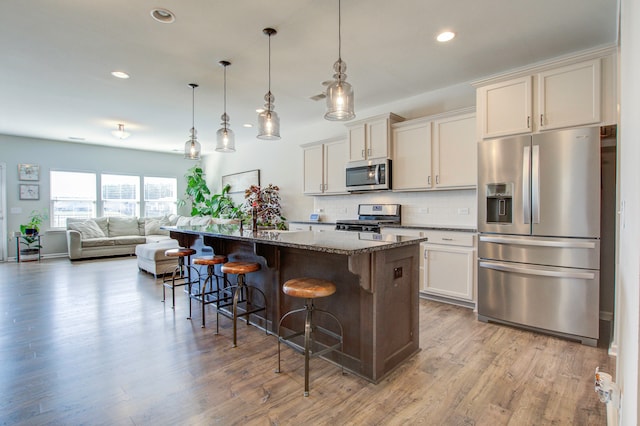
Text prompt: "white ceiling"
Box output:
[[0, 0, 618, 155]]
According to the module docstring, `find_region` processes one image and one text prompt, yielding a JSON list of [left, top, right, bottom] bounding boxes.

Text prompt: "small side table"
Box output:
[[15, 233, 41, 263]]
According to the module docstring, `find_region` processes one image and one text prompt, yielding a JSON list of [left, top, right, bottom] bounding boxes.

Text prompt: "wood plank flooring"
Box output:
[[0, 257, 614, 425]]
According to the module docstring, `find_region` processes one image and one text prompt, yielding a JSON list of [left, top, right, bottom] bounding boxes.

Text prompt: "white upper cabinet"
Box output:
[[433, 112, 477, 189], [302, 138, 348, 195], [477, 76, 532, 139], [347, 113, 404, 161], [537, 59, 601, 131], [477, 58, 604, 139], [392, 109, 476, 191], [392, 118, 432, 191]]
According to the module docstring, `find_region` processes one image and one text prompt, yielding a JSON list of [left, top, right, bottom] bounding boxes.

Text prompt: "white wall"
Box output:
[[0, 135, 195, 258], [202, 81, 476, 225], [616, 0, 640, 423]]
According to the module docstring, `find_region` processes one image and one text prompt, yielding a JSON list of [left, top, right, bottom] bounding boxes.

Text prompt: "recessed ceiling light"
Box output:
[[111, 71, 130, 79], [436, 31, 455, 42], [243, 124, 253, 128], [150, 8, 175, 24]]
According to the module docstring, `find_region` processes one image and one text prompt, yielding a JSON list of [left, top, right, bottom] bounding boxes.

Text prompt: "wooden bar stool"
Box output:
[[219, 261, 267, 347], [276, 277, 344, 397], [191, 255, 228, 331], [162, 248, 199, 310]]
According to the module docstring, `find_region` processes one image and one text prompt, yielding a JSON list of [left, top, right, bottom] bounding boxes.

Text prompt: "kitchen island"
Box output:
[[166, 224, 428, 383]]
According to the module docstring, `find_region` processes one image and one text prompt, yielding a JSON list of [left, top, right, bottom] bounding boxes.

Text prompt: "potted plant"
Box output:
[[243, 184, 286, 230], [178, 165, 212, 216], [19, 209, 48, 260], [20, 208, 48, 236], [210, 184, 241, 220]]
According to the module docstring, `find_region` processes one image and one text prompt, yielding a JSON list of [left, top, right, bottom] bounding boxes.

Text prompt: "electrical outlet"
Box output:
[[393, 267, 403, 279]]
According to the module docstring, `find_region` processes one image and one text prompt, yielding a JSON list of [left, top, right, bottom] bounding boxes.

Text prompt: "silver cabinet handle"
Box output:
[[428, 176, 431, 185], [527, 116, 531, 128], [441, 237, 453, 241], [479, 235, 597, 249], [479, 260, 595, 280], [361, 149, 365, 158], [436, 175, 440, 185], [531, 144, 540, 224], [540, 114, 544, 127], [523, 145, 531, 224]]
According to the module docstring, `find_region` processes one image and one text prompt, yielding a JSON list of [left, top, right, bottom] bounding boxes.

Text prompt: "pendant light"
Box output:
[[112, 123, 130, 139], [215, 60, 236, 152], [257, 27, 281, 140], [184, 83, 201, 160], [324, 0, 355, 121]]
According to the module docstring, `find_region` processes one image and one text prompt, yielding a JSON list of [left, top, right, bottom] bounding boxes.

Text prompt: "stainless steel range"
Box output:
[[335, 204, 401, 233]]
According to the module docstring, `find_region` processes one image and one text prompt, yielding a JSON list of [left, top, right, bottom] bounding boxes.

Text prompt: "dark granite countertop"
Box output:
[[165, 225, 428, 255]]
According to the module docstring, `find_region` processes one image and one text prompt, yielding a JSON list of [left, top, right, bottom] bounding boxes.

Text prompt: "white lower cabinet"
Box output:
[[419, 231, 476, 307], [288, 222, 336, 232], [288, 222, 311, 231]]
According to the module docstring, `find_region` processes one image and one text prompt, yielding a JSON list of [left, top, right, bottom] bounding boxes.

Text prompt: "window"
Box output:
[[101, 174, 140, 217], [50, 171, 97, 227], [143, 177, 177, 217]]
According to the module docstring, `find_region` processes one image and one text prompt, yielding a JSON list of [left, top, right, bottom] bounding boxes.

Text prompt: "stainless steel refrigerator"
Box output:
[[477, 126, 601, 346]]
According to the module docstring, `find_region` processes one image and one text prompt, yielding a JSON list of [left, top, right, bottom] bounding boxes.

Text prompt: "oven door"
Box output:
[[346, 159, 390, 191]]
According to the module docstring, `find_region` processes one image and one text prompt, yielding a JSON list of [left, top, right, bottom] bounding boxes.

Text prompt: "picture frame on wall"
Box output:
[[19, 184, 39, 200], [18, 163, 40, 181], [221, 169, 260, 194]]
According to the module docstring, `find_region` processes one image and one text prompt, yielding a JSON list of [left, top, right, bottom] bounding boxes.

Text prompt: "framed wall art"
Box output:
[[19, 184, 40, 200], [18, 163, 40, 181], [221, 169, 260, 194]]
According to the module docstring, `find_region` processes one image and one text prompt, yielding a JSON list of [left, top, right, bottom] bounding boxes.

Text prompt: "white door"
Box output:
[[0, 163, 6, 261]]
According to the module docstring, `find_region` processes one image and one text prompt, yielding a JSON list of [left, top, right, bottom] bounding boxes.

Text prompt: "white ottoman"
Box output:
[[135, 240, 180, 278]]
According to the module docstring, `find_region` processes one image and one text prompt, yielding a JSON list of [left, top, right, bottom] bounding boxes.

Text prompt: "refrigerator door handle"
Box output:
[[523, 145, 531, 224], [479, 260, 596, 280], [531, 144, 540, 224], [479, 235, 597, 249]]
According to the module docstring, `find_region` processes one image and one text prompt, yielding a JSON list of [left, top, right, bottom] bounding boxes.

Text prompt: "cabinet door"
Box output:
[[367, 118, 390, 159], [289, 223, 311, 231], [478, 76, 532, 139], [433, 113, 476, 189], [538, 59, 601, 131], [323, 139, 348, 194], [311, 224, 335, 232], [420, 244, 475, 301], [303, 145, 323, 194], [348, 124, 366, 161], [392, 120, 432, 190]]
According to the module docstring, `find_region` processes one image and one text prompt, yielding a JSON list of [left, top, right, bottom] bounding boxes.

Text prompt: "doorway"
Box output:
[[0, 163, 6, 262]]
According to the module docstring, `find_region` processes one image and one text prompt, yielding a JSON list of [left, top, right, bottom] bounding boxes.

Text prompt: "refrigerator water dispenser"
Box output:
[[486, 183, 514, 224]]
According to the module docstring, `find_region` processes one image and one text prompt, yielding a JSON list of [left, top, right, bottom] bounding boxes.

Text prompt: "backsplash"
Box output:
[[312, 189, 477, 228]]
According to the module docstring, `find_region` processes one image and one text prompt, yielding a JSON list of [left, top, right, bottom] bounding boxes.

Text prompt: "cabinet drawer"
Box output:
[[423, 231, 475, 247]]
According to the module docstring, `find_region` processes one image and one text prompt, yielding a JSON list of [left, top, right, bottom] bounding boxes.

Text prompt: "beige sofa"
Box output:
[[65, 214, 212, 260]]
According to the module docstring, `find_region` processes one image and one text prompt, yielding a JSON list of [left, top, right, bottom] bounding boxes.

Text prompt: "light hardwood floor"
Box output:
[[0, 257, 614, 425]]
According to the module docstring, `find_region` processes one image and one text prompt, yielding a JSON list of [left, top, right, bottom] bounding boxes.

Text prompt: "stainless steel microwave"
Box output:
[[345, 158, 391, 191]]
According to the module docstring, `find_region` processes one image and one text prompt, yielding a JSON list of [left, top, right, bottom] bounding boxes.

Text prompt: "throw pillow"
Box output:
[[176, 216, 191, 227], [68, 220, 106, 239], [108, 217, 141, 237], [145, 217, 170, 235], [189, 216, 212, 226]]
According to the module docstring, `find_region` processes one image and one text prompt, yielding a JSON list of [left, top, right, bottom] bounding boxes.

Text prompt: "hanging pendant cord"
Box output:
[[223, 65, 228, 131], [268, 32, 272, 112], [338, 0, 342, 62], [191, 86, 195, 130]]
